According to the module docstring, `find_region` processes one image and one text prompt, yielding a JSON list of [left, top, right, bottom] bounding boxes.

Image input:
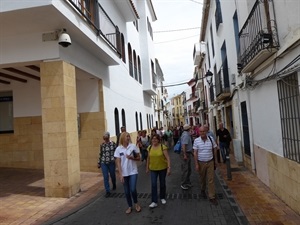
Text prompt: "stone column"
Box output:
[[40, 61, 80, 197]]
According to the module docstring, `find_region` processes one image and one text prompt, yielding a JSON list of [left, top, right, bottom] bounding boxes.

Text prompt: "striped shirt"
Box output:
[[193, 136, 217, 162]]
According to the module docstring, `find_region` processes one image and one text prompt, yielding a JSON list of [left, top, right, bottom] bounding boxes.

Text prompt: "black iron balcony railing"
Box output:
[[66, 0, 121, 56], [215, 57, 230, 98], [238, 0, 279, 72]]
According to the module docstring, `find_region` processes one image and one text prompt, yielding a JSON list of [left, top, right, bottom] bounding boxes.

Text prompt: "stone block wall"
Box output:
[[0, 116, 43, 169], [254, 145, 300, 214]]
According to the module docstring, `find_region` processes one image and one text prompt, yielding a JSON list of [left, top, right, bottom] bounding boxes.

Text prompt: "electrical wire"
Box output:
[[154, 27, 201, 33], [154, 34, 199, 44], [188, 0, 203, 4], [246, 54, 300, 88]]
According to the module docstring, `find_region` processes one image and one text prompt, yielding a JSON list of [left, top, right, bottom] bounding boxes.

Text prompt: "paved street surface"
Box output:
[[43, 152, 247, 225], [1, 150, 300, 225]]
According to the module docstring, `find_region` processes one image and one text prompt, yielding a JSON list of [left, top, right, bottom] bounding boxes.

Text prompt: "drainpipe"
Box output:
[[246, 89, 256, 174]]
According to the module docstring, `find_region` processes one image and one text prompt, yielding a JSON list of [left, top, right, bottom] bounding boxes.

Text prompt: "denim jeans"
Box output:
[[123, 174, 138, 207], [101, 162, 116, 193], [141, 148, 148, 161], [150, 169, 167, 203], [219, 142, 229, 162]]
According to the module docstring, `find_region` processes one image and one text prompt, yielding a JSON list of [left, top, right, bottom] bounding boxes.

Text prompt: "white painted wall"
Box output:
[[0, 0, 158, 138], [11, 80, 41, 117]]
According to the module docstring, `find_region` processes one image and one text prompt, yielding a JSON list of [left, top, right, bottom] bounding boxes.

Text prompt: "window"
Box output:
[[147, 114, 149, 129], [121, 109, 126, 128], [138, 56, 142, 84], [215, 0, 223, 30], [210, 25, 215, 57], [133, 50, 138, 81], [139, 113, 143, 130], [0, 91, 13, 134], [121, 34, 126, 63], [114, 108, 120, 136], [135, 112, 139, 131], [133, 20, 139, 31], [278, 73, 300, 163], [128, 44, 133, 77], [147, 17, 153, 39], [207, 41, 211, 68], [79, 0, 96, 22], [233, 11, 240, 56]]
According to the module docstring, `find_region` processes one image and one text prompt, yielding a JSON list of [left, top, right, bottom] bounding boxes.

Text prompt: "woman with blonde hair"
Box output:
[[114, 132, 142, 214]]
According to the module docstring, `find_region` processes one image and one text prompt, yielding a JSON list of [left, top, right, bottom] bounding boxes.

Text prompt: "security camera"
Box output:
[[58, 29, 71, 47]]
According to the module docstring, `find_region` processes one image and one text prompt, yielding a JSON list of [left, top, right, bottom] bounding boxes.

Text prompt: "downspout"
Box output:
[[246, 89, 256, 173]]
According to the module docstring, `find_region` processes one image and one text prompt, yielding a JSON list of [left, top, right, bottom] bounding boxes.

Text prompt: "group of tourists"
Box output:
[[97, 122, 231, 213]]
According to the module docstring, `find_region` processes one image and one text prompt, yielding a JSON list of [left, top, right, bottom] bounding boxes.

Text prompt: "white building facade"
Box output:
[[195, 0, 300, 213], [0, 0, 160, 197]]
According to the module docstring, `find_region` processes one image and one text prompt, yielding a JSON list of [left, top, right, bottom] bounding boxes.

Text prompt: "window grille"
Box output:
[[277, 72, 300, 163]]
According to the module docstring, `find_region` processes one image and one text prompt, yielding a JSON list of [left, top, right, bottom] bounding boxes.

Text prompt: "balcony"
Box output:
[[66, 0, 122, 57], [209, 85, 217, 104], [215, 58, 230, 101], [112, 0, 139, 22], [238, 0, 279, 73], [197, 100, 206, 112], [143, 71, 157, 95], [0, 1, 123, 67], [193, 42, 206, 65]]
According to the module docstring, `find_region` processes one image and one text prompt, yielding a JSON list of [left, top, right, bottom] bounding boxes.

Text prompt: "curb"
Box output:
[[216, 168, 249, 225]]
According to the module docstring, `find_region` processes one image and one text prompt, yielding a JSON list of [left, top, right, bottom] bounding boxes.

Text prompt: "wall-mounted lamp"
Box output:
[[205, 70, 213, 86], [262, 33, 272, 44], [42, 28, 72, 48]]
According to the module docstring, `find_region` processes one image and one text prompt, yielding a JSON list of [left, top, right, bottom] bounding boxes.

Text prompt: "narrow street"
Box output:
[[44, 151, 246, 225]]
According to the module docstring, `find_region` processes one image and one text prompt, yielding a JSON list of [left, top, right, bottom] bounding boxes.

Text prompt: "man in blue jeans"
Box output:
[[98, 132, 117, 197], [180, 124, 193, 190], [216, 123, 231, 163]]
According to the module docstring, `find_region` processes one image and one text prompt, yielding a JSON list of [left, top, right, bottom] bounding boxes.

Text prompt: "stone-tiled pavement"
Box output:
[[1, 152, 300, 225]]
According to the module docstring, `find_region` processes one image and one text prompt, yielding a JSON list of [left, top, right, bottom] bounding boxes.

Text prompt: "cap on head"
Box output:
[[183, 124, 191, 130]]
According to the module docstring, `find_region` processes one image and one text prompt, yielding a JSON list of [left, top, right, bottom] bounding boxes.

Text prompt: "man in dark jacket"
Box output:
[[216, 123, 231, 163]]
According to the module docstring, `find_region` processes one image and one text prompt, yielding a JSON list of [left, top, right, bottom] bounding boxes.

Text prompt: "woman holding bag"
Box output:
[[146, 134, 171, 208], [114, 132, 142, 214]]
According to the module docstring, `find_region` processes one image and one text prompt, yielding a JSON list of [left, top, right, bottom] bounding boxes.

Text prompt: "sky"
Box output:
[[152, 0, 204, 99]]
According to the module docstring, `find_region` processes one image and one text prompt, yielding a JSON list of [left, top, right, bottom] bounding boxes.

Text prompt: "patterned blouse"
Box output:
[[99, 141, 116, 164]]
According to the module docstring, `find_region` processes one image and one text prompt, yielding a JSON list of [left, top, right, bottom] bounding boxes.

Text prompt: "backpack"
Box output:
[[173, 139, 181, 154]]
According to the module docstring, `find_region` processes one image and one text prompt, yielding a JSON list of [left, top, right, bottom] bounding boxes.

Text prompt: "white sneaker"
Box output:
[[149, 202, 158, 208], [161, 199, 166, 205]]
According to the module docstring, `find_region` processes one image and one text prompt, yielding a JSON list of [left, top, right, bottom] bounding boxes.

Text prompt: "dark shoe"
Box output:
[[201, 191, 207, 198], [186, 183, 193, 187], [209, 198, 218, 205], [181, 184, 189, 190], [105, 192, 111, 198]]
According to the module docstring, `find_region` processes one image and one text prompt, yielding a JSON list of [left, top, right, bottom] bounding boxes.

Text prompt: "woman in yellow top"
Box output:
[[146, 134, 171, 208]]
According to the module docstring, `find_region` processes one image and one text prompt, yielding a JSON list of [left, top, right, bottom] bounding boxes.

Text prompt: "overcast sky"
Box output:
[[152, 0, 204, 99]]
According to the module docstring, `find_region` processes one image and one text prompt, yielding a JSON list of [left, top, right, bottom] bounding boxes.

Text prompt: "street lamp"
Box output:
[[205, 70, 213, 86]]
